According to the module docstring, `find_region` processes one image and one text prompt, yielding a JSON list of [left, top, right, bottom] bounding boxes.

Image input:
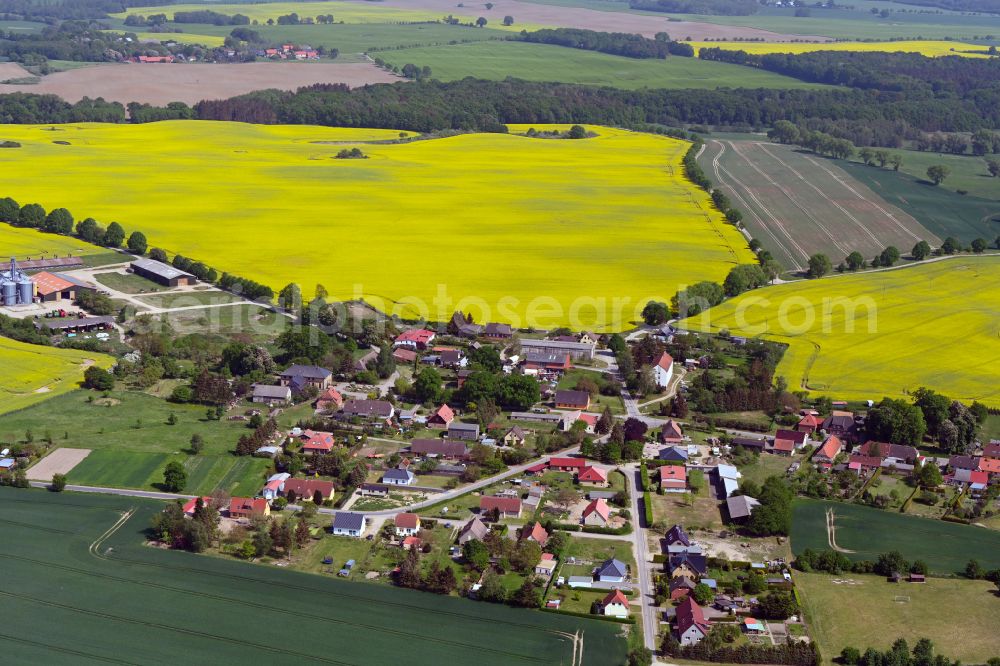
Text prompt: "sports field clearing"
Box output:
[[0, 338, 112, 416], [678, 256, 1000, 406], [690, 39, 990, 58], [0, 223, 101, 261], [0, 488, 624, 665], [796, 571, 1000, 663], [792, 498, 1000, 574], [698, 140, 936, 271], [0, 121, 753, 330], [380, 40, 828, 89]]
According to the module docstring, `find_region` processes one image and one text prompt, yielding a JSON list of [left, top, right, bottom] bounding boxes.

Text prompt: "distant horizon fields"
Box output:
[[0, 122, 752, 331]]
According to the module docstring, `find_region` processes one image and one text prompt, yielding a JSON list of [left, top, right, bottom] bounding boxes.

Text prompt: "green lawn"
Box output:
[[94, 270, 167, 294], [849, 149, 1000, 202], [556, 369, 624, 415], [797, 571, 1000, 664], [158, 303, 288, 339], [737, 452, 798, 487], [81, 251, 131, 267], [835, 158, 1000, 243], [792, 498, 1000, 574], [0, 488, 625, 665], [136, 290, 242, 308], [379, 40, 829, 90]]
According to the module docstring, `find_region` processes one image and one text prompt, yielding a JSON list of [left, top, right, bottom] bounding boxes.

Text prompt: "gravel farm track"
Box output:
[[700, 139, 939, 271], [0, 62, 401, 106]]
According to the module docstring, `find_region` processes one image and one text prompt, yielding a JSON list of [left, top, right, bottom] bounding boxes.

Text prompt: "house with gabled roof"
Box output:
[[665, 524, 690, 547], [299, 430, 336, 455], [252, 383, 292, 405], [554, 389, 590, 410], [342, 399, 395, 420], [279, 364, 332, 390], [796, 413, 820, 434], [578, 465, 609, 486], [670, 575, 697, 600], [660, 465, 687, 493], [315, 387, 343, 411], [229, 497, 270, 520], [480, 496, 521, 518], [502, 426, 526, 447], [773, 429, 807, 455], [658, 446, 688, 463], [394, 328, 435, 350], [823, 410, 859, 442], [520, 521, 549, 547], [282, 478, 335, 502], [596, 558, 627, 583], [582, 498, 611, 526], [409, 438, 468, 459], [382, 468, 415, 486], [550, 456, 587, 472], [394, 512, 421, 537], [331, 512, 367, 537], [458, 516, 489, 544], [859, 441, 919, 465], [653, 352, 674, 388], [428, 404, 455, 428], [813, 435, 843, 464], [599, 589, 630, 618], [676, 597, 711, 646], [447, 422, 479, 441], [660, 419, 684, 444]]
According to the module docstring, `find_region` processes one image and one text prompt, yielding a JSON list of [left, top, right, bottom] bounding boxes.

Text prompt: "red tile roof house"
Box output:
[[812, 435, 843, 464], [299, 430, 336, 455], [408, 438, 469, 459], [549, 457, 587, 472], [659, 465, 687, 493], [520, 521, 549, 547], [796, 413, 821, 434], [282, 478, 335, 502], [599, 589, 630, 618], [315, 387, 343, 412], [392, 348, 418, 364], [578, 466, 609, 487], [182, 496, 215, 516], [480, 496, 522, 519], [772, 429, 807, 455], [653, 352, 674, 389], [983, 443, 1000, 459], [660, 419, 684, 444], [669, 576, 697, 600], [676, 597, 711, 646], [427, 404, 455, 428], [229, 497, 270, 520], [394, 512, 422, 537], [848, 455, 882, 474], [554, 389, 591, 410], [582, 498, 611, 526], [858, 441, 919, 465], [393, 328, 436, 350]]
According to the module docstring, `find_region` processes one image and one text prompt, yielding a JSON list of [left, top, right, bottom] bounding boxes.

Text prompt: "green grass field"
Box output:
[[797, 571, 1000, 664], [379, 41, 827, 89], [792, 498, 1000, 574], [0, 488, 625, 665], [836, 158, 1000, 243], [0, 337, 113, 417], [678, 256, 1000, 407], [847, 149, 1000, 202]]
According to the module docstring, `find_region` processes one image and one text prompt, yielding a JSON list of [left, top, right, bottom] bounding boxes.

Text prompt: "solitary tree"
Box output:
[[502, 14, 513, 25], [50, 473, 67, 492], [911, 240, 931, 260], [926, 164, 950, 185], [807, 253, 832, 278], [971, 237, 988, 253], [475, 16, 487, 27], [845, 251, 865, 271], [162, 461, 187, 492]]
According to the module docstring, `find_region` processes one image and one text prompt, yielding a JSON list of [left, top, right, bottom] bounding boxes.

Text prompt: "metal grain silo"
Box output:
[[1, 279, 15, 306], [17, 276, 32, 304]]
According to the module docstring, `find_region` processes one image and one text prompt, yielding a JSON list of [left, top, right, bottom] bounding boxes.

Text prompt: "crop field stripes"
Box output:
[[0, 632, 138, 665]]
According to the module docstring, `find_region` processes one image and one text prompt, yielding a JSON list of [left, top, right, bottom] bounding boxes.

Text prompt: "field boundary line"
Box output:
[[0, 631, 138, 665]]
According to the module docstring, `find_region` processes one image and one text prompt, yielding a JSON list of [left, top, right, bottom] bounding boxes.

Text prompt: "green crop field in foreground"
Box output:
[[379, 40, 828, 89], [678, 256, 1000, 407], [792, 498, 1000, 574], [0, 337, 113, 416], [0, 121, 752, 331], [0, 488, 625, 665]]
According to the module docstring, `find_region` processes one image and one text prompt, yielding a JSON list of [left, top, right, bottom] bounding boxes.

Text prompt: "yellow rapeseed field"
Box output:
[[0, 121, 752, 330], [0, 224, 101, 261], [118, 2, 535, 31], [689, 39, 990, 58], [0, 337, 114, 416], [678, 256, 1000, 407]]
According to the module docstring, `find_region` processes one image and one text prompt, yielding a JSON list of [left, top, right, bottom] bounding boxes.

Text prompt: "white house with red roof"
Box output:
[[813, 435, 843, 465], [660, 419, 684, 444], [582, 498, 611, 526], [394, 512, 421, 537], [653, 352, 674, 389], [676, 597, 711, 645], [394, 329, 435, 350], [521, 521, 549, 547], [299, 429, 336, 455], [316, 387, 343, 412], [182, 496, 214, 516], [659, 465, 687, 493], [549, 457, 587, 472], [599, 589, 630, 618], [578, 466, 609, 486]]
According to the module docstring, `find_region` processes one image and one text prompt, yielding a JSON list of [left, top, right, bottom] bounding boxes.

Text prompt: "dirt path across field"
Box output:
[[26, 448, 92, 481], [826, 507, 855, 553], [0, 62, 403, 105], [357, 0, 831, 41]]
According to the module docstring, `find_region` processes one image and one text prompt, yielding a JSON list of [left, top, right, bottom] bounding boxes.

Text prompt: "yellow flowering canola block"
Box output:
[[0, 122, 752, 330], [689, 39, 990, 58], [678, 256, 1000, 407]]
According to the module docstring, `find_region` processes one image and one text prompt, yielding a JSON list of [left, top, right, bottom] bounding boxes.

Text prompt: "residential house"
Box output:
[[502, 426, 526, 447], [660, 420, 684, 444], [182, 496, 214, 517], [596, 558, 628, 583], [948, 454, 980, 471], [251, 384, 291, 405], [394, 512, 421, 537], [342, 399, 395, 420], [279, 364, 333, 390], [315, 387, 343, 411], [670, 576, 697, 600], [813, 435, 843, 465], [823, 411, 859, 442], [665, 524, 690, 547], [848, 455, 882, 474], [522, 351, 571, 375], [660, 465, 687, 493], [428, 404, 455, 428], [796, 413, 820, 434], [331, 512, 367, 537], [394, 329, 435, 350], [725, 495, 761, 522], [382, 469, 415, 486], [653, 352, 674, 388], [449, 312, 483, 338], [773, 429, 807, 455], [438, 349, 467, 369], [229, 497, 270, 520], [447, 422, 480, 441], [554, 389, 590, 410], [480, 496, 522, 519], [949, 468, 989, 491], [732, 437, 766, 451], [458, 517, 489, 544], [669, 551, 708, 579], [535, 552, 558, 577], [392, 348, 418, 364], [521, 521, 549, 547], [859, 441, 919, 465], [676, 597, 711, 646], [578, 466, 609, 486], [582, 498, 611, 527], [409, 438, 469, 459], [483, 323, 513, 339], [359, 483, 389, 497], [282, 478, 335, 502], [549, 457, 587, 472], [354, 349, 378, 373], [299, 430, 336, 455], [599, 589, 630, 618], [658, 446, 688, 463], [983, 442, 1000, 459], [520, 338, 596, 361]]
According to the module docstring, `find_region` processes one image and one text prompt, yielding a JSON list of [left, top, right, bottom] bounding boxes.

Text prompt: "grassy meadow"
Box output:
[[792, 498, 1000, 574], [0, 488, 625, 665], [0, 121, 752, 330], [380, 40, 828, 89], [0, 338, 113, 416], [0, 223, 103, 261], [690, 39, 990, 58], [678, 256, 1000, 406], [848, 148, 1000, 201], [797, 571, 1000, 663]]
